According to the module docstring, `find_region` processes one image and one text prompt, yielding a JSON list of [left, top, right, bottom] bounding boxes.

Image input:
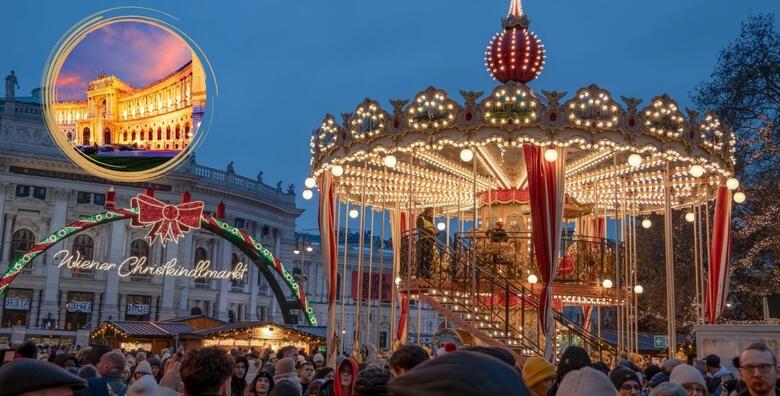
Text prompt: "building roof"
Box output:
[[93, 321, 195, 338], [190, 321, 326, 341]]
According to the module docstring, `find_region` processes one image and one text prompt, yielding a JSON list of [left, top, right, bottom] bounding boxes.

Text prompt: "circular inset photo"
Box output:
[[42, 10, 214, 181]]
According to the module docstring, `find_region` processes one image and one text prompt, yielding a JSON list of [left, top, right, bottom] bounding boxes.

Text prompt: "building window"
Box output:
[[166, 126, 171, 140], [123, 131, 128, 141], [235, 218, 246, 229], [2, 288, 33, 327], [77, 192, 92, 204], [194, 247, 209, 288], [175, 125, 181, 139], [157, 128, 162, 140], [15, 185, 30, 197], [32, 187, 46, 200], [228, 310, 236, 323], [131, 131, 136, 141], [72, 235, 95, 278], [65, 291, 93, 330], [11, 229, 35, 263], [190, 307, 203, 316], [148, 130, 153, 140], [125, 295, 152, 321], [129, 239, 152, 283], [93, 193, 105, 206]]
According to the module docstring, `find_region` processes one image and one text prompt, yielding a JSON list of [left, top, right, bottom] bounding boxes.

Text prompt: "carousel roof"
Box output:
[[307, 2, 735, 216]]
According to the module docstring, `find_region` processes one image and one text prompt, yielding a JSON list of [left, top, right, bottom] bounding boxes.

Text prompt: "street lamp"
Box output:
[[306, 246, 313, 253]]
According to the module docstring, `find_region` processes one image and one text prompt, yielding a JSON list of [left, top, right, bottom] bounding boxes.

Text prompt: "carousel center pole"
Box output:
[[353, 161, 368, 357], [340, 199, 351, 352], [376, 168, 387, 349]]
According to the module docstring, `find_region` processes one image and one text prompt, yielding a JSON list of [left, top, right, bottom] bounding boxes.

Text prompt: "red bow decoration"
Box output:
[[131, 194, 204, 245]]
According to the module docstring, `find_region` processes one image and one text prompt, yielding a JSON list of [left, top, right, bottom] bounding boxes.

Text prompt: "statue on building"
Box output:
[[287, 184, 295, 194], [256, 171, 263, 183], [276, 181, 282, 191], [227, 161, 235, 173], [5, 71, 20, 100]]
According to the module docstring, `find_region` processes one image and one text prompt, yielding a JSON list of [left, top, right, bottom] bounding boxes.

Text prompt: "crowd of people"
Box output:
[[0, 340, 778, 396]]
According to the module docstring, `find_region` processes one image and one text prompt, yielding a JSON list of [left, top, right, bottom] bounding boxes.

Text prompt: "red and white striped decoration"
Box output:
[[524, 145, 566, 361], [318, 173, 339, 366], [706, 185, 733, 324]]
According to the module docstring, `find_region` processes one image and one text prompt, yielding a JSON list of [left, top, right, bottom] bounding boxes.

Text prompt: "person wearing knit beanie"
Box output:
[[649, 382, 688, 396], [387, 351, 530, 396], [522, 356, 555, 396], [557, 366, 619, 396], [669, 364, 707, 395], [609, 367, 642, 395], [271, 357, 302, 396], [549, 346, 593, 396]]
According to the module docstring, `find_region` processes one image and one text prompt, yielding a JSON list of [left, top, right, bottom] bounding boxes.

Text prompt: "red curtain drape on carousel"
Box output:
[[706, 185, 733, 324], [317, 173, 338, 367], [523, 145, 567, 361], [390, 209, 409, 344]]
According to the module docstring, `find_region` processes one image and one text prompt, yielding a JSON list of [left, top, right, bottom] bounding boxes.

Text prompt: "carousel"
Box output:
[[306, 0, 740, 363]]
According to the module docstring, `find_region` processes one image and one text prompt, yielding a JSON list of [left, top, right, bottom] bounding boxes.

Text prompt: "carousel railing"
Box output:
[[401, 230, 615, 359], [453, 231, 619, 285]]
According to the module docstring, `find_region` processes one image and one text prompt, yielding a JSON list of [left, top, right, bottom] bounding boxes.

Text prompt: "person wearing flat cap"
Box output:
[[0, 358, 86, 396]]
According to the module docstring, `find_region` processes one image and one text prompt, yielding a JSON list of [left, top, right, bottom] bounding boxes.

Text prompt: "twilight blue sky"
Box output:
[[57, 21, 191, 101], [2, 0, 779, 230]]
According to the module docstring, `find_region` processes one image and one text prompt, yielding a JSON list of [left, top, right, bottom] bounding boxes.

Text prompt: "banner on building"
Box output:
[[126, 304, 150, 315], [66, 301, 92, 313], [4, 297, 30, 311]]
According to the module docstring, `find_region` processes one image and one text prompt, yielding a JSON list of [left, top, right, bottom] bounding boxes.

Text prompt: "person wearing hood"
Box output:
[[127, 361, 158, 396], [557, 366, 619, 396], [334, 358, 359, 396], [548, 346, 592, 396], [232, 356, 250, 396], [523, 356, 555, 396], [270, 357, 302, 396], [147, 357, 162, 383], [386, 350, 530, 396], [704, 355, 734, 396], [610, 367, 642, 396], [246, 371, 274, 396], [669, 364, 708, 395]]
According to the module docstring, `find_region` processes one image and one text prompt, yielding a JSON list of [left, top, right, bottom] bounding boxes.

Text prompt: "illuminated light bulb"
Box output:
[[634, 285, 644, 294], [726, 177, 739, 190], [528, 274, 538, 284], [733, 191, 746, 203], [395, 276, 401, 285], [304, 177, 316, 189], [349, 209, 359, 219], [627, 153, 642, 167], [641, 219, 652, 229], [685, 212, 695, 222], [331, 165, 344, 177], [437, 222, 446, 231], [460, 148, 474, 162], [689, 164, 705, 178], [543, 148, 558, 162], [602, 279, 613, 289], [302, 189, 313, 200], [383, 154, 397, 168]]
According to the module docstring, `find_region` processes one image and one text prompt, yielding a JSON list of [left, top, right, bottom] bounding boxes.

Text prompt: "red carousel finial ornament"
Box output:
[[485, 0, 546, 84], [216, 201, 226, 219], [181, 190, 191, 203]]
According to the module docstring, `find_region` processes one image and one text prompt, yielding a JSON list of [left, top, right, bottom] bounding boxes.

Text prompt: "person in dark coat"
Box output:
[[82, 351, 128, 396], [387, 350, 530, 396], [353, 366, 391, 396], [232, 356, 250, 396]]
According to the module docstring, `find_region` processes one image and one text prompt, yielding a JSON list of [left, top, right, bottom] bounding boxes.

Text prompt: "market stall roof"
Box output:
[[190, 321, 326, 341], [92, 321, 195, 339]]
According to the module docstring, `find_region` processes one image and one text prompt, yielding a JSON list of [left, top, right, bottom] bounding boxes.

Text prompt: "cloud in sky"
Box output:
[[56, 21, 192, 101]]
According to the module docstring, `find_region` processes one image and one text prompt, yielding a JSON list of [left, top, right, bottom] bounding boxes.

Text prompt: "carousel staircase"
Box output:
[[400, 231, 614, 360]]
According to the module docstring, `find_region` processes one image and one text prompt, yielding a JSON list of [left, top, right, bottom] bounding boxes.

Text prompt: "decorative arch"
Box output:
[[0, 201, 317, 325]]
